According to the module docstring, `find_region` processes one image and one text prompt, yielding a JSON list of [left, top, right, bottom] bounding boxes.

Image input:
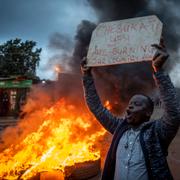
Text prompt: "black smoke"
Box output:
[[40, 21, 96, 107], [87, 0, 180, 51], [70, 1, 158, 113], [87, 0, 146, 22], [72, 20, 97, 74], [49, 32, 74, 51], [87, 0, 180, 69], [71, 0, 180, 114], [71, 19, 155, 114]]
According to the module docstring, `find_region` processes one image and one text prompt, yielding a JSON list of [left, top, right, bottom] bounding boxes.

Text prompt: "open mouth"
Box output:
[[125, 110, 135, 122], [126, 109, 132, 118]]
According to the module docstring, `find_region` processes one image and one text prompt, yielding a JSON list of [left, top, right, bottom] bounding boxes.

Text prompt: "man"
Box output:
[[81, 42, 180, 180]]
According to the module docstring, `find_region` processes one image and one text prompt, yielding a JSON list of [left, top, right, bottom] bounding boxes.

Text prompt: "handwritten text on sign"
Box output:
[[87, 15, 163, 66]]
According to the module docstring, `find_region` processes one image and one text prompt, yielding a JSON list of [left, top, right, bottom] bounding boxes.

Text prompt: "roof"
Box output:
[[0, 79, 32, 88]]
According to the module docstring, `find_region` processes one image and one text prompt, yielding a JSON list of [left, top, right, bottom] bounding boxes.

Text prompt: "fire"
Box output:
[[104, 100, 112, 110], [0, 99, 106, 179], [54, 65, 61, 74]]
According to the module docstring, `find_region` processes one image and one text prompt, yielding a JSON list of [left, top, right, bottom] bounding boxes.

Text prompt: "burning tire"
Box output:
[[31, 158, 101, 180], [68, 158, 101, 180]]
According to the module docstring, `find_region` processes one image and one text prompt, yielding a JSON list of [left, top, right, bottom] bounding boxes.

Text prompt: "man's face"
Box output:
[[125, 95, 151, 126]]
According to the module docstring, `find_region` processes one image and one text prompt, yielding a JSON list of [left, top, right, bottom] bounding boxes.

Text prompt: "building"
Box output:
[[0, 76, 32, 117]]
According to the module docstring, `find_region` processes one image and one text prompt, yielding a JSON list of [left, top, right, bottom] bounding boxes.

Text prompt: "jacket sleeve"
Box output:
[[82, 74, 122, 134], [154, 70, 180, 146]]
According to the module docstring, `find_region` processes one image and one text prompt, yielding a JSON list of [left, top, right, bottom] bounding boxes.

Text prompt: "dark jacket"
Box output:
[[83, 70, 180, 180]]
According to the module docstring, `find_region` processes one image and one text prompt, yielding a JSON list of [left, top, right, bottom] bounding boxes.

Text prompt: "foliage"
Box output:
[[0, 38, 41, 78]]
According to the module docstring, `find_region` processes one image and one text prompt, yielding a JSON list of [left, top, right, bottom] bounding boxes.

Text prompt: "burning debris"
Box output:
[[0, 98, 105, 179]]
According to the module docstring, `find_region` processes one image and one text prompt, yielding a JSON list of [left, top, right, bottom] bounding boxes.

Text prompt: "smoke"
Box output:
[[16, 22, 97, 118], [68, 19, 155, 114], [40, 32, 74, 76], [91, 63, 155, 114], [16, 0, 180, 117], [72, 20, 97, 74], [48, 32, 74, 51], [146, 0, 180, 51], [41, 21, 96, 107], [87, 0, 180, 54], [87, 0, 180, 52], [47, 21, 97, 109], [146, 0, 180, 87], [87, 0, 146, 21], [61, 0, 156, 113], [69, 0, 180, 112]]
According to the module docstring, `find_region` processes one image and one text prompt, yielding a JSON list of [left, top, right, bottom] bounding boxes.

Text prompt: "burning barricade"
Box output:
[[0, 98, 106, 179]]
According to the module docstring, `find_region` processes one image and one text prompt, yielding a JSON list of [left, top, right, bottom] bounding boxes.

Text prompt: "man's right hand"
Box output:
[[151, 37, 169, 72], [81, 57, 92, 75]]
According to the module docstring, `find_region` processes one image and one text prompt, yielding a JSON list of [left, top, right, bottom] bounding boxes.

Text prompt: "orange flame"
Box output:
[[54, 65, 61, 74], [0, 99, 106, 179], [104, 100, 112, 110]]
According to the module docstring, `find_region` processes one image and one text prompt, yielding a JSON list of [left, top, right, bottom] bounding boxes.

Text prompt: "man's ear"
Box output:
[[146, 111, 152, 117]]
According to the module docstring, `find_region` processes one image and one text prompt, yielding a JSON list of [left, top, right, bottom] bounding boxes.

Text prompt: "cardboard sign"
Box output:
[[87, 15, 163, 67]]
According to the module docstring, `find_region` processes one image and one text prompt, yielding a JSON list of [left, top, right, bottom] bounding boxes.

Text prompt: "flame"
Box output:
[[0, 99, 106, 179], [104, 100, 112, 110], [54, 65, 61, 74]]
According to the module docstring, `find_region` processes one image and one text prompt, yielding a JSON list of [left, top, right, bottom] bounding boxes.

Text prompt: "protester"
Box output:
[[81, 41, 180, 180]]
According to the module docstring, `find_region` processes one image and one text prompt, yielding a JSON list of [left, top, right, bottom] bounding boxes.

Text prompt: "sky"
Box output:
[[0, 0, 97, 79]]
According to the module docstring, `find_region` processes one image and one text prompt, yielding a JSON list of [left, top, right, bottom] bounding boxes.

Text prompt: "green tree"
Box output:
[[0, 38, 41, 78]]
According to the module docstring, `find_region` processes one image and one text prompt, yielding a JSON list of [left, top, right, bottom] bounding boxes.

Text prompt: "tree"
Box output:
[[0, 38, 41, 78]]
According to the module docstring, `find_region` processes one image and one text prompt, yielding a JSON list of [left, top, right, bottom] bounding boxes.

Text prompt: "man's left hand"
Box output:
[[151, 39, 169, 72]]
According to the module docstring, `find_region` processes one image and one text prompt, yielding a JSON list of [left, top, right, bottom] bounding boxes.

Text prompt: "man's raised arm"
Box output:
[[152, 43, 180, 147], [81, 58, 122, 134]]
